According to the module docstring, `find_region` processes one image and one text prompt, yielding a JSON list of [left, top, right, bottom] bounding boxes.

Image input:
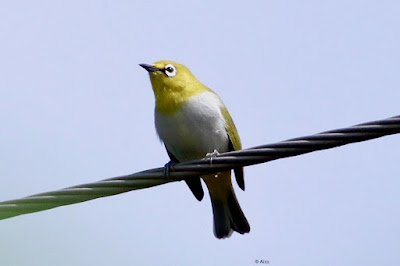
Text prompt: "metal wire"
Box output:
[[1, 115, 399, 220]]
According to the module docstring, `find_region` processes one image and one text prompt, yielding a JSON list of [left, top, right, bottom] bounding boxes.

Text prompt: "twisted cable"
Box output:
[[1, 115, 399, 220]]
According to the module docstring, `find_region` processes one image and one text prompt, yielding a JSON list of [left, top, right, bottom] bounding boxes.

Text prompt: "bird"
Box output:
[[140, 60, 250, 239]]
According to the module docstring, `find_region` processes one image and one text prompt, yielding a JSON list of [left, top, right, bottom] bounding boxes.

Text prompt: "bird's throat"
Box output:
[[155, 90, 187, 115], [154, 86, 208, 115]]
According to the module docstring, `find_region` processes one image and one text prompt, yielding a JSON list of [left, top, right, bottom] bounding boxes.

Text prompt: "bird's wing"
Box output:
[[166, 146, 204, 201], [221, 107, 245, 190]]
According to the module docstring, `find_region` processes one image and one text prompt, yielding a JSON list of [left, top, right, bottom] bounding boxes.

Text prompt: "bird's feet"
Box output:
[[205, 149, 220, 165], [206, 150, 220, 178], [164, 160, 176, 178]]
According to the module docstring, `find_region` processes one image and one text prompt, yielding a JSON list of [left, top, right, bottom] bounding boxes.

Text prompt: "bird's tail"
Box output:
[[203, 171, 250, 239]]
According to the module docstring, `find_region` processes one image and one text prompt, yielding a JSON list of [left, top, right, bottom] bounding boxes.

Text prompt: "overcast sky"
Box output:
[[1, 1, 399, 265]]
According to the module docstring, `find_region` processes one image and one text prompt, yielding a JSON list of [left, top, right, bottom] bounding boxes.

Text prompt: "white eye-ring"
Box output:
[[164, 64, 177, 77]]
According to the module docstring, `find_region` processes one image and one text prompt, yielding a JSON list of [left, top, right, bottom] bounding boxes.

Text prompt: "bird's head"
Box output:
[[140, 60, 202, 93], [140, 60, 208, 113]]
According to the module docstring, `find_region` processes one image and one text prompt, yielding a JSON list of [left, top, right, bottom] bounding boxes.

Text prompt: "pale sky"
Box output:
[[1, 1, 399, 265]]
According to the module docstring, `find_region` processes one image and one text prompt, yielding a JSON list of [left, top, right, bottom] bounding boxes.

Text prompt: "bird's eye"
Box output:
[[164, 64, 177, 77]]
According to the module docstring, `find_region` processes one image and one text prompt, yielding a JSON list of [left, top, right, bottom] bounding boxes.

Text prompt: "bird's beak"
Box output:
[[139, 64, 160, 72]]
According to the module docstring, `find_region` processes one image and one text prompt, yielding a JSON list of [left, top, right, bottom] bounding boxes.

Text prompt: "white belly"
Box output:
[[155, 91, 229, 162]]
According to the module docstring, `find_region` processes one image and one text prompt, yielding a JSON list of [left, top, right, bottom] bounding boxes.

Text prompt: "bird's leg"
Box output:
[[164, 160, 176, 178], [206, 149, 220, 162], [205, 149, 220, 178]]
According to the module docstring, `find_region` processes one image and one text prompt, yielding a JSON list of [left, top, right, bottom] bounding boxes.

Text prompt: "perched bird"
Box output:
[[140, 60, 250, 239]]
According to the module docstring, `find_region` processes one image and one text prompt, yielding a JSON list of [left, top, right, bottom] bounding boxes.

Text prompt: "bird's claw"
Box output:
[[205, 150, 220, 178], [164, 160, 176, 178], [205, 149, 220, 165]]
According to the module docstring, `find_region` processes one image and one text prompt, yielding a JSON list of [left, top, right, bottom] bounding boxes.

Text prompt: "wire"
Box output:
[[1, 115, 399, 220]]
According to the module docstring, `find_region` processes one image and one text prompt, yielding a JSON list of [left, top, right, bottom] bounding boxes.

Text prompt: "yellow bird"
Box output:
[[140, 60, 250, 239]]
